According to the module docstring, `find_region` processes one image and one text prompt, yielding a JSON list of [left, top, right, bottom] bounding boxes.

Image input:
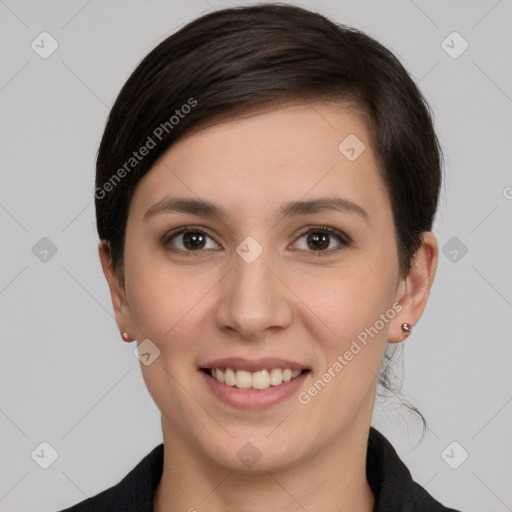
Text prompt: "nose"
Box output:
[[214, 243, 293, 341]]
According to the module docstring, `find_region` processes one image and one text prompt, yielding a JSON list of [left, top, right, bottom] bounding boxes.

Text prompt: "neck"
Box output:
[[153, 419, 375, 512]]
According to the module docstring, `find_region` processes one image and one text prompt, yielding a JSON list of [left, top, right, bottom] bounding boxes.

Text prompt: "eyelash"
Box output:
[[163, 224, 352, 257]]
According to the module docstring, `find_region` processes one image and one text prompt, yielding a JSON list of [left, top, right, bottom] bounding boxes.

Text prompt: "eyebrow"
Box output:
[[143, 196, 369, 222]]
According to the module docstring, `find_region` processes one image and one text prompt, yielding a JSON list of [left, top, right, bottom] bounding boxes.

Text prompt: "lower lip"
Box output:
[[200, 370, 309, 410]]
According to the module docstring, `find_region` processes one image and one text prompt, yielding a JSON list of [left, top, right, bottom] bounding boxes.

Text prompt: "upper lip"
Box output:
[[200, 357, 309, 372]]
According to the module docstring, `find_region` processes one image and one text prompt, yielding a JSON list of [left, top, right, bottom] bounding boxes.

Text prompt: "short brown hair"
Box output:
[[95, 3, 442, 286]]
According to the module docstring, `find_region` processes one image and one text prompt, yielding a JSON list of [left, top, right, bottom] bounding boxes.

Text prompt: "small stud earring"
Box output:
[[401, 323, 413, 337], [121, 332, 130, 341]]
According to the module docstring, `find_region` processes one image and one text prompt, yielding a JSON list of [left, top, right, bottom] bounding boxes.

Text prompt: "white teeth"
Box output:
[[252, 370, 270, 390], [269, 368, 282, 386], [224, 368, 236, 386], [215, 368, 224, 383], [208, 367, 304, 389], [235, 370, 252, 389]]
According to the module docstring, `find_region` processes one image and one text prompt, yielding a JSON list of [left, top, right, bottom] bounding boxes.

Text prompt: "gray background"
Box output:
[[1, 0, 511, 510]]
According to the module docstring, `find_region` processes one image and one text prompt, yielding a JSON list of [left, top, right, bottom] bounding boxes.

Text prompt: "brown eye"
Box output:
[[292, 226, 350, 254], [165, 227, 219, 254], [181, 231, 207, 250], [306, 232, 330, 250]]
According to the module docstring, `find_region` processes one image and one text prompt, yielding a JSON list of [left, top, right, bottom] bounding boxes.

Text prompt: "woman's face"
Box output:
[[107, 102, 430, 472]]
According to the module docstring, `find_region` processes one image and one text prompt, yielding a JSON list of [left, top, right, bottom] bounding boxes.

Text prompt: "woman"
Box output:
[[60, 3, 461, 511]]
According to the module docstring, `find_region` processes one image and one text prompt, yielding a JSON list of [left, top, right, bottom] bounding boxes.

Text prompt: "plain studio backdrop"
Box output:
[[0, 1, 511, 511]]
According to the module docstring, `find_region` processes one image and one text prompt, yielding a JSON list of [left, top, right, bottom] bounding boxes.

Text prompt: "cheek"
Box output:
[[125, 257, 212, 430], [290, 248, 398, 394], [292, 253, 398, 337], [124, 241, 211, 341], [295, 271, 395, 427]]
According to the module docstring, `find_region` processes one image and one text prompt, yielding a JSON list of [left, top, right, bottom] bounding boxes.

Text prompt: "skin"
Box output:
[[99, 101, 438, 512]]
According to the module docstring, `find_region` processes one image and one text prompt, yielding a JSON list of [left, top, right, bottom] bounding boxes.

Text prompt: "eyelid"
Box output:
[[293, 224, 352, 245]]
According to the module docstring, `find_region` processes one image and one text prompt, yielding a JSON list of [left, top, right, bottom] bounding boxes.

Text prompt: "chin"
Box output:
[[214, 445, 301, 474]]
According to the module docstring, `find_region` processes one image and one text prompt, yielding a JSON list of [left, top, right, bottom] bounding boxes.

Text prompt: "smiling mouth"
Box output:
[[201, 367, 309, 390]]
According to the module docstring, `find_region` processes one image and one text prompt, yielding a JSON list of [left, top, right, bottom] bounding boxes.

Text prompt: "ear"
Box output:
[[98, 240, 135, 342], [388, 231, 438, 343]]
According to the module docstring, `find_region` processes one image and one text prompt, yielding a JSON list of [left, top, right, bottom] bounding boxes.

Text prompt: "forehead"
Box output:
[[129, 101, 390, 223]]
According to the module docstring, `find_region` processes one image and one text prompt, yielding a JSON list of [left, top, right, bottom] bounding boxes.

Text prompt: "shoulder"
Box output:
[[56, 444, 164, 512], [411, 481, 462, 512], [367, 427, 463, 512]]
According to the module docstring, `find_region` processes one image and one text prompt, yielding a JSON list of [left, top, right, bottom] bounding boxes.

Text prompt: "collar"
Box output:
[[367, 426, 461, 511], [59, 427, 460, 511]]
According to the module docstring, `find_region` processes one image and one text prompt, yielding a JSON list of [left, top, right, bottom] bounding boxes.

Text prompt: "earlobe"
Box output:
[[98, 240, 134, 340], [388, 232, 438, 343]]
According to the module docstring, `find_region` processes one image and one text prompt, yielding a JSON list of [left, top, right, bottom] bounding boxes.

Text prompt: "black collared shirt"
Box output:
[[58, 427, 462, 511]]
